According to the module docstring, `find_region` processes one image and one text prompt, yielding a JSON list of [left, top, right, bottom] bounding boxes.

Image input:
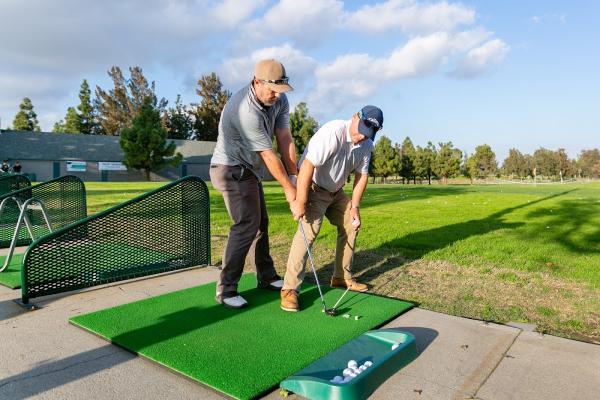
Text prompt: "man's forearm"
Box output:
[[275, 129, 298, 175], [296, 159, 314, 205], [351, 173, 369, 207], [260, 150, 295, 192]]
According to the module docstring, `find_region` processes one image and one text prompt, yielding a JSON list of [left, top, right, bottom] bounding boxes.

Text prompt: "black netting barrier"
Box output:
[[0, 175, 86, 248], [21, 176, 211, 303], [0, 174, 31, 196]]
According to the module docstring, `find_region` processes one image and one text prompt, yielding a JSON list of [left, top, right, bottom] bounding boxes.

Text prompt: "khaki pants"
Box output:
[[283, 184, 357, 290], [210, 164, 279, 297]]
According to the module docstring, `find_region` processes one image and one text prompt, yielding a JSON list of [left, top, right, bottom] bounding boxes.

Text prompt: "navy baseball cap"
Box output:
[[357, 105, 383, 141]]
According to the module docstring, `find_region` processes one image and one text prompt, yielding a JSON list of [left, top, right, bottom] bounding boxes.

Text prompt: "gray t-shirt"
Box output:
[[211, 83, 290, 179]]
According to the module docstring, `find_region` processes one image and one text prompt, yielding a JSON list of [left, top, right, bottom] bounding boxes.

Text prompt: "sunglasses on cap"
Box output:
[[256, 76, 290, 85], [359, 110, 382, 131]]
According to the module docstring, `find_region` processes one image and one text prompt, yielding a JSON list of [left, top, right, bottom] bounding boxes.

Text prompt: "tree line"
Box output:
[[6, 66, 319, 179], [6, 66, 599, 181], [371, 136, 600, 183]]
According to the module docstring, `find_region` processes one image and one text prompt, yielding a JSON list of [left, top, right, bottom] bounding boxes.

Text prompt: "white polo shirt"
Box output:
[[299, 119, 373, 193]]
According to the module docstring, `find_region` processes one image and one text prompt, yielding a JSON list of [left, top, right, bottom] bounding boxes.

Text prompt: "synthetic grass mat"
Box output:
[[0, 253, 23, 288], [70, 274, 412, 399]]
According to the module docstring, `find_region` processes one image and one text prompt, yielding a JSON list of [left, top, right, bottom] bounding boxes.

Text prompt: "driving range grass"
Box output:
[[84, 181, 600, 342]]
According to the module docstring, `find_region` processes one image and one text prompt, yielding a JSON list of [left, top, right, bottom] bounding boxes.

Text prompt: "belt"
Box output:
[[311, 181, 342, 194]]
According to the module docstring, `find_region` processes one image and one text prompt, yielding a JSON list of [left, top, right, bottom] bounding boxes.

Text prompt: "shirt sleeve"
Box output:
[[304, 121, 341, 167], [274, 95, 290, 130], [358, 151, 371, 174]]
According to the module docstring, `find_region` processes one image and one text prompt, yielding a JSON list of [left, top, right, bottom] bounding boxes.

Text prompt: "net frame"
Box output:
[[21, 176, 211, 304], [0, 175, 86, 248]]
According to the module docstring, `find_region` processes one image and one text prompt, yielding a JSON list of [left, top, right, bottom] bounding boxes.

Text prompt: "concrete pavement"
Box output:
[[1, 262, 598, 400]]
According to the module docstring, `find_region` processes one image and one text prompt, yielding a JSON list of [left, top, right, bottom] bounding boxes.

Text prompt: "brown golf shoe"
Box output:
[[330, 277, 368, 292], [280, 289, 299, 312]]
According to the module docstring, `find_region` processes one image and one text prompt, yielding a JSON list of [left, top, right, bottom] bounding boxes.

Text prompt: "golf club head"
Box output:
[[325, 308, 336, 317]]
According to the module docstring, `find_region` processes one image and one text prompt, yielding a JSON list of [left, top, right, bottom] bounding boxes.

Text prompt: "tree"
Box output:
[[191, 73, 231, 141], [119, 97, 182, 180], [554, 148, 575, 180], [502, 148, 530, 178], [413, 142, 437, 185], [95, 66, 167, 135], [77, 79, 95, 134], [577, 149, 600, 178], [290, 102, 318, 155], [371, 135, 397, 183], [466, 144, 498, 180], [434, 142, 462, 184], [165, 95, 194, 140], [533, 147, 559, 178], [399, 137, 415, 183], [11, 97, 40, 131]]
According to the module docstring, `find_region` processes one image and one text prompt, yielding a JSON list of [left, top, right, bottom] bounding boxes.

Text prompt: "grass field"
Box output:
[[84, 181, 600, 343]]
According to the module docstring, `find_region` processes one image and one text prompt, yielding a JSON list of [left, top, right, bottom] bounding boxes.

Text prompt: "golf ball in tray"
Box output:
[[329, 359, 373, 384]]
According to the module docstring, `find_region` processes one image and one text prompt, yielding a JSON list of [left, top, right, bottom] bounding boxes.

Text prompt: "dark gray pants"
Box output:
[[210, 164, 279, 298]]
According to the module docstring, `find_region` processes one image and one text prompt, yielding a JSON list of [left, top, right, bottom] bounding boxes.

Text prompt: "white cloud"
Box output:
[[220, 44, 317, 92], [0, 0, 263, 129], [344, 0, 475, 34], [308, 30, 504, 111], [239, 0, 344, 48], [212, 0, 267, 28], [0, 0, 509, 130], [448, 39, 510, 79], [529, 13, 567, 25]]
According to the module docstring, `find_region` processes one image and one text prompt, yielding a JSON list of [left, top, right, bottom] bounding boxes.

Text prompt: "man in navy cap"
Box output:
[[281, 106, 383, 312]]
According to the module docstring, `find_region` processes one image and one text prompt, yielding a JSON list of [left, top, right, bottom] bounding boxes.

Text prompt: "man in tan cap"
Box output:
[[210, 59, 298, 309]]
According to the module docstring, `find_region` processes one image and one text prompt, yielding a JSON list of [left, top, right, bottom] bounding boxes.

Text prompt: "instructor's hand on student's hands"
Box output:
[[291, 200, 305, 221], [350, 208, 361, 231], [284, 187, 296, 204]]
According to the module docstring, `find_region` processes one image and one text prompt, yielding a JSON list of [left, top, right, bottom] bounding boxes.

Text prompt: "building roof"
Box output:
[[0, 130, 215, 163]]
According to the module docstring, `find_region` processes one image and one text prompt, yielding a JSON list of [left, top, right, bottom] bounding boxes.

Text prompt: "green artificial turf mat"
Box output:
[[70, 274, 413, 400], [0, 253, 24, 288]]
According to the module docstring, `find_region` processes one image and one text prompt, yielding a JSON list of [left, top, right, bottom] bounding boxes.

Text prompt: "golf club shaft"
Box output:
[[298, 221, 328, 311]]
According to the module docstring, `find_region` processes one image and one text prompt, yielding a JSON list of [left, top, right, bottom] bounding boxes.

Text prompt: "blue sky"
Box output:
[[1, 0, 598, 161]]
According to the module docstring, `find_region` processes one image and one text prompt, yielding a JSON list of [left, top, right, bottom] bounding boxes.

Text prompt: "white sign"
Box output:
[[66, 161, 86, 172], [98, 162, 127, 171]]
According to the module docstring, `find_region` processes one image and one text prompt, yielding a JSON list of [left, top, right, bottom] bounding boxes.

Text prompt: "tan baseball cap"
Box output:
[[254, 59, 293, 93]]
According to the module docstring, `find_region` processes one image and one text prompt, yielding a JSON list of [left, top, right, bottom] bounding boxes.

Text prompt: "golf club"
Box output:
[[329, 239, 355, 314], [298, 221, 336, 316]]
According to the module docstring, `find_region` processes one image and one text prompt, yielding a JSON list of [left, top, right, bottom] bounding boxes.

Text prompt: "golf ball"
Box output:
[[348, 360, 358, 368], [391, 343, 400, 350], [342, 376, 353, 384], [358, 365, 367, 372], [354, 316, 360, 320], [343, 368, 353, 377], [364, 361, 373, 367], [330, 376, 344, 384]]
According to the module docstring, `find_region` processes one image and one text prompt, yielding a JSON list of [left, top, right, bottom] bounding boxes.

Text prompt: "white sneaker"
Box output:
[[222, 295, 248, 309], [268, 279, 284, 289]]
